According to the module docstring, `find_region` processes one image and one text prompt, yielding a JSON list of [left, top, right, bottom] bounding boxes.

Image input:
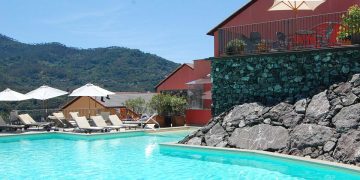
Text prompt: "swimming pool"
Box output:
[[0, 130, 359, 179]]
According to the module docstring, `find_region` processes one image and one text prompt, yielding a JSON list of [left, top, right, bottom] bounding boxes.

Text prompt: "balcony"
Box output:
[[217, 11, 359, 56]]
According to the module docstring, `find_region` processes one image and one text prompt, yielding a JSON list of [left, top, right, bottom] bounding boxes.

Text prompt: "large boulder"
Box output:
[[264, 102, 293, 120], [222, 103, 264, 127], [332, 103, 360, 132], [279, 111, 304, 128], [228, 124, 289, 150], [305, 91, 330, 122], [204, 123, 228, 146], [294, 98, 307, 114], [333, 131, 360, 164], [291, 124, 335, 149], [186, 137, 203, 146]]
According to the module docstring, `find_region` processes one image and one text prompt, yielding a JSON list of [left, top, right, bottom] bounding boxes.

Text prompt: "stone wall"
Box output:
[[211, 46, 360, 115]]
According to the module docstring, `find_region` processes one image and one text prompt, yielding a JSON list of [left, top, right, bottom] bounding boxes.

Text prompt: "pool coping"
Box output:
[[0, 126, 197, 138], [160, 142, 360, 173]]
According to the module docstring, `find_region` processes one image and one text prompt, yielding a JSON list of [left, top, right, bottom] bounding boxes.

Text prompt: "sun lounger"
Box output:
[[73, 116, 105, 134], [53, 112, 76, 128], [69, 112, 79, 120], [91, 115, 123, 131], [18, 114, 52, 130], [0, 116, 25, 131], [108, 115, 139, 130], [123, 113, 160, 129]]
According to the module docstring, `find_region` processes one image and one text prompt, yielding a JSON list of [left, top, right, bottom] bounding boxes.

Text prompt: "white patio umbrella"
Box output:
[[0, 88, 30, 124], [26, 85, 68, 118], [269, 0, 326, 17], [26, 85, 68, 101], [0, 88, 30, 101], [69, 83, 115, 117]]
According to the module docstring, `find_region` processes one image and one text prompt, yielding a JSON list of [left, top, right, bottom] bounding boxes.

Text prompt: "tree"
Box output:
[[124, 97, 147, 115]]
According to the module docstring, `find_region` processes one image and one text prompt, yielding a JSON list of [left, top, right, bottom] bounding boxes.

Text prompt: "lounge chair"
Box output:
[[0, 116, 25, 131], [73, 116, 104, 134], [53, 112, 76, 128], [91, 115, 123, 131], [69, 112, 79, 120], [18, 114, 52, 130], [135, 113, 160, 129], [108, 115, 139, 130]]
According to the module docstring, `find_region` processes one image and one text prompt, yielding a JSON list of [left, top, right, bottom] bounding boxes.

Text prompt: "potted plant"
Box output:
[[338, 5, 360, 45], [149, 94, 187, 127], [226, 39, 246, 55], [170, 96, 187, 126], [256, 40, 268, 52]]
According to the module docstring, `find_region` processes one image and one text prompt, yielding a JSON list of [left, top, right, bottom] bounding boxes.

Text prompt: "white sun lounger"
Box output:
[[91, 115, 123, 131], [18, 114, 52, 130], [108, 115, 139, 130], [73, 116, 104, 134], [53, 112, 76, 128]]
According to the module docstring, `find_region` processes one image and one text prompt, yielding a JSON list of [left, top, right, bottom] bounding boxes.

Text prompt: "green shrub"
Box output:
[[226, 39, 246, 55], [338, 5, 360, 40], [149, 94, 187, 116]]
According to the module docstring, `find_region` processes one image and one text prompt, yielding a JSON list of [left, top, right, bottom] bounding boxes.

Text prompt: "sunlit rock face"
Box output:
[[179, 74, 360, 166]]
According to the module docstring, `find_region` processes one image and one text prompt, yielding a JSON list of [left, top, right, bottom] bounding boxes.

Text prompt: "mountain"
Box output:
[[0, 34, 179, 112], [0, 34, 179, 92]]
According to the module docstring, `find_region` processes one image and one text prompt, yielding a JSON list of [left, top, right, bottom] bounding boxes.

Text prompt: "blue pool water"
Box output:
[[0, 130, 359, 179]]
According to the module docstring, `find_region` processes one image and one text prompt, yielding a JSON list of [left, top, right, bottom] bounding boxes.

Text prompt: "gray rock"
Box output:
[[330, 97, 342, 106], [350, 74, 360, 87], [323, 141, 336, 152], [350, 74, 360, 83], [341, 93, 358, 106], [263, 118, 271, 124], [187, 137, 203, 146], [279, 111, 304, 128], [228, 124, 289, 150], [294, 99, 307, 114], [332, 103, 360, 132], [305, 91, 330, 122], [302, 147, 313, 156], [204, 123, 227, 146], [291, 124, 335, 149], [333, 130, 360, 164], [317, 153, 336, 162], [201, 121, 217, 133], [222, 103, 264, 126], [225, 126, 236, 132], [334, 82, 352, 95], [352, 87, 360, 96], [215, 141, 228, 148], [264, 102, 293, 120]]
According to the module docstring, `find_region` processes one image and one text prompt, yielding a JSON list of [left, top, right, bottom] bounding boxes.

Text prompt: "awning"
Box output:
[[186, 78, 211, 85]]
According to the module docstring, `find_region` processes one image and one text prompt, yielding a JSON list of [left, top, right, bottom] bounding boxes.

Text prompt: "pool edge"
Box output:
[[0, 126, 197, 138], [160, 142, 360, 173]]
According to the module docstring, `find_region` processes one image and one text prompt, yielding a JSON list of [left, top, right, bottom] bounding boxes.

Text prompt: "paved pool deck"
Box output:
[[0, 126, 198, 137]]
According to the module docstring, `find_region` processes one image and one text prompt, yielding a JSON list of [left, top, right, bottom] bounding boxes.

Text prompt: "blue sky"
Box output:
[[0, 0, 248, 63]]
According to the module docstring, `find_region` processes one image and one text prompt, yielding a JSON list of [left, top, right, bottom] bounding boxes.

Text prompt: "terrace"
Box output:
[[217, 11, 358, 56]]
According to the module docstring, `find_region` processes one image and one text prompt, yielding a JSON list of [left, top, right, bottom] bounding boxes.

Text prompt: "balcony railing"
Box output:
[[218, 11, 358, 56]]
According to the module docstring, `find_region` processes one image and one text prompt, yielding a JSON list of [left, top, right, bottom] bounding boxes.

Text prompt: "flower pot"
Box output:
[[351, 34, 360, 45], [173, 116, 185, 126], [155, 115, 166, 127]]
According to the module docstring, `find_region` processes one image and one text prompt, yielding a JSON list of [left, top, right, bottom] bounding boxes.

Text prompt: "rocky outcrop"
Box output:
[[228, 124, 289, 151], [179, 74, 360, 166]]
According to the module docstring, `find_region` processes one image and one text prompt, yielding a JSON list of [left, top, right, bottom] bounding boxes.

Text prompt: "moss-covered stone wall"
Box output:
[[211, 47, 360, 115]]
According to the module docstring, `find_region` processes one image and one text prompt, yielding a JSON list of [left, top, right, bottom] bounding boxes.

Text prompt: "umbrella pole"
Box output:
[[89, 97, 91, 118]]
